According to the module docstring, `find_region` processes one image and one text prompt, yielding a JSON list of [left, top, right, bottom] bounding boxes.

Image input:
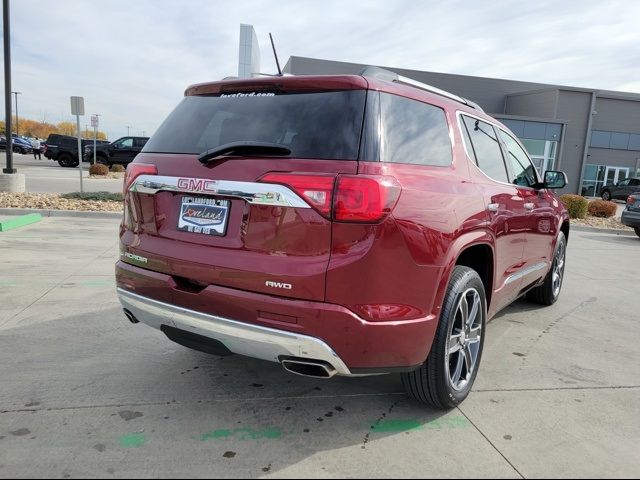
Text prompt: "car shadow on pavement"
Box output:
[[0, 307, 458, 477]]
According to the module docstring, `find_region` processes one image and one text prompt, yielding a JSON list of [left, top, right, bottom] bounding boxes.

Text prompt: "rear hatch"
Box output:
[[121, 76, 369, 301]]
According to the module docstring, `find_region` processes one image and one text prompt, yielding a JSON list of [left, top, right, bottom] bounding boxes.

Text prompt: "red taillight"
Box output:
[[259, 173, 335, 217], [259, 173, 401, 222], [627, 195, 637, 206], [124, 163, 158, 194], [334, 175, 401, 222]]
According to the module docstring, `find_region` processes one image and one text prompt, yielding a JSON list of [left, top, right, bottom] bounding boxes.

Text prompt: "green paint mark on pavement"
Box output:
[[370, 415, 471, 433], [371, 419, 422, 433], [201, 427, 281, 441], [119, 433, 147, 448], [0, 214, 42, 232]]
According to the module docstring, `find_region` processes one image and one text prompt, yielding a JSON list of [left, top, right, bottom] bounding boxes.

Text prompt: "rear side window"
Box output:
[[461, 116, 509, 183], [143, 90, 366, 160], [379, 93, 452, 166], [134, 138, 148, 148], [498, 129, 538, 187]]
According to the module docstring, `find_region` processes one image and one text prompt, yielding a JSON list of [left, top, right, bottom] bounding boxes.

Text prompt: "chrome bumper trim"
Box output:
[[116, 288, 352, 376], [129, 175, 311, 208]]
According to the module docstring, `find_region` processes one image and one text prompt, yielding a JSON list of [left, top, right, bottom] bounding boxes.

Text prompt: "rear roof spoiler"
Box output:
[[359, 66, 485, 113]]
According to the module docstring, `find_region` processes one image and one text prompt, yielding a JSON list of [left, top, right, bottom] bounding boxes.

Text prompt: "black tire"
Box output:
[[527, 232, 567, 306], [57, 154, 78, 168], [12, 146, 20, 154], [401, 266, 487, 409], [635, 227, 640, 238], [96, 155, 109, 166], [601, 190, 611, 201]]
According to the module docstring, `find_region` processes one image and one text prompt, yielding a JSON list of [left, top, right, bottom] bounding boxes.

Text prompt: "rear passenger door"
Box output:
[[460, 115, 528, 309], [498, 128, 556, 288]]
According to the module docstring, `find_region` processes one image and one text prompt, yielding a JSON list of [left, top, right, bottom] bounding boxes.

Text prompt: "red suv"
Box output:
[[116, 68, 569, 409]]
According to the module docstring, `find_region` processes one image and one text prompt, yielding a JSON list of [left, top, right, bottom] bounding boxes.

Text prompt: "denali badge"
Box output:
[[124, 252, 148, 264], [265, 280, 292, 290]]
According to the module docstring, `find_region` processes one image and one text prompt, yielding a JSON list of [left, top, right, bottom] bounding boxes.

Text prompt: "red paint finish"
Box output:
[[117, 74, 569, 370]]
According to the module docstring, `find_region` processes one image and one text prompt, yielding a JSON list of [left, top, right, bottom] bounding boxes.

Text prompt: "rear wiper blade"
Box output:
[[198, 141, 291, 165]]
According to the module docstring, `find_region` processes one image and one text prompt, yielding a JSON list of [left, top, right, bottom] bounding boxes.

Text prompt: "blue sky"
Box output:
[[1, 0, 639, 140]]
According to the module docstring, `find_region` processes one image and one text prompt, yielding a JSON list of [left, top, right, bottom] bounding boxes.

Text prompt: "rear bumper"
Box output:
[[115, 260, 437, 372], [118, 287, 353, 375], [621, 209, 640, 227]]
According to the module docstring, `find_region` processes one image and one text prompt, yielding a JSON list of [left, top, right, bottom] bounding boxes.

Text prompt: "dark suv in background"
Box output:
[[84, 136, 149, 167], [116, 69, 569, 409], [601, 177, 640, 201], [45, 133, 110, 167]]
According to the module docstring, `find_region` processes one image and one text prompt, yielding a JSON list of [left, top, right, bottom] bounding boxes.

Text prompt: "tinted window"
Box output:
[[379, 93, 452, 166], [618, 179, 630, 186], [134, 138, 148, 148], [499, 129, 538, 187], [144, 90, 366, 160], [118, 138, 134, 148], [462, 116, 509, 183], [630, 179, 640, 186]]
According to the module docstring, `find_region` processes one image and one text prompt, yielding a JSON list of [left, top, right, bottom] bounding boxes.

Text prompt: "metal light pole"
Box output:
[[126, 125, 131, 136], [3, 0, 16, 173], [92, 114, 100, 165], [12, 90, 20, 135]]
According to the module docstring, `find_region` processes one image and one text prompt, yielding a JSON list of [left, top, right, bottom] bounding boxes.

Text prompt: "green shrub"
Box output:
[[559, 194, 588, 219], [111, 164, 126, 173], [89, 163, 109, 176], [588, 199, 617, 218], [61, 191, 124, 202]]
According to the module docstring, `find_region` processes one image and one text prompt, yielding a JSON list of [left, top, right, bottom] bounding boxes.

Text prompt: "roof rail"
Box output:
[[359, 66, 484, 113]]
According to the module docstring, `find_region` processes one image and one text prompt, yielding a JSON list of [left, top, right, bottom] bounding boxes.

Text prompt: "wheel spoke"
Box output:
[[451, 352, 464, 386], [459, 295, 469, 326], [467, 291, 480, 328], [463, 346, 473, 377], [467, 327, 481, 343], [449, 334, 462, 354]]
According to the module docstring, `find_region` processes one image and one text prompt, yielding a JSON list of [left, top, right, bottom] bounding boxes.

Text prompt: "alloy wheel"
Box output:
[[552, 239, 566, 298], [446, 288, 482, 392]]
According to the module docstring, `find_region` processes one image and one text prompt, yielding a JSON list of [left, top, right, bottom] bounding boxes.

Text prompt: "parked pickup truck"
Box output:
[[45, 134, 110, 167], [83, 136, 149, 167]]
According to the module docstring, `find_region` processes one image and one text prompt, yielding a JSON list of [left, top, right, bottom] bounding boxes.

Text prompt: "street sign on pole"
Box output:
[[71, 96, 85, 192], [91, 114, 99, 128]]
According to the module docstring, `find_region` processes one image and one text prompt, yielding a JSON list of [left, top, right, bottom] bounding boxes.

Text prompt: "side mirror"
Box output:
[[544, 170, 567, 189]]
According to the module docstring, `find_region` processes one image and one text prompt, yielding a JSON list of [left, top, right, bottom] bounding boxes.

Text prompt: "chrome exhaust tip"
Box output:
[[123, 308, 139, 324], [281, 358, 338, 379]]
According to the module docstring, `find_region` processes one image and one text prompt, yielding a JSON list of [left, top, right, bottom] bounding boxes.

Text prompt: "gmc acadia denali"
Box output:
[[116, 68, 569, 409]]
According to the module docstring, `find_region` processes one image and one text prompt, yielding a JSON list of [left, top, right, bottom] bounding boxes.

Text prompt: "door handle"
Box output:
[[487, 203, 499, 213], [524, 203, 535, 211]]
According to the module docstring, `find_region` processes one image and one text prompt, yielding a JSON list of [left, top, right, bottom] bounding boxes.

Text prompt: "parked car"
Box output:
[[44, 133, 110, 167], [11, 136, 33, 154], [0, 135, 5, 150], [601, 177, 640, 201], [116, 69, 569, 409], [83, 136, 149, 167], [621, 192, 640, 238]]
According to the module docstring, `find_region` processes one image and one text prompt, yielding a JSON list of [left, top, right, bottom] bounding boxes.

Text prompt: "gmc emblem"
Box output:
[[177, 178, 218, 192], [265, 281, 293, 290]]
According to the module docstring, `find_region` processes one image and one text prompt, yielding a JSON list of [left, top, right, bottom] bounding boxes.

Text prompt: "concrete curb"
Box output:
[[571, 225, 636, 236], [0, 208, 122, 219]]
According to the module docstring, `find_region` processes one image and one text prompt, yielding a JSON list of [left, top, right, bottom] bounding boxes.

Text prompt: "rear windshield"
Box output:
[[143, 90, 366, 160]]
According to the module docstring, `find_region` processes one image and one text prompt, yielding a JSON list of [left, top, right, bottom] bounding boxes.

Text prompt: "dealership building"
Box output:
[[283, 56, 640, 196]]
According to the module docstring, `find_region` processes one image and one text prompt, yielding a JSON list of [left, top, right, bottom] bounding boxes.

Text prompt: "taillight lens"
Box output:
[[124, 163, 157, 194], [334, 175, 401, 222], [627, 195, 637, 207], [259, 173, 401, 222], [259, 173, 335, 217]]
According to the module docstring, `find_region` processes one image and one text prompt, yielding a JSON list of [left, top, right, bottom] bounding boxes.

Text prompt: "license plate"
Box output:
[[178, 196, 229, 236]]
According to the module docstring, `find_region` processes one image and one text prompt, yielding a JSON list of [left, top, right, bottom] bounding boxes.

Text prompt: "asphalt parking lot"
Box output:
[[0, 152, 122, 194], [0, 216, 638, 478]]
